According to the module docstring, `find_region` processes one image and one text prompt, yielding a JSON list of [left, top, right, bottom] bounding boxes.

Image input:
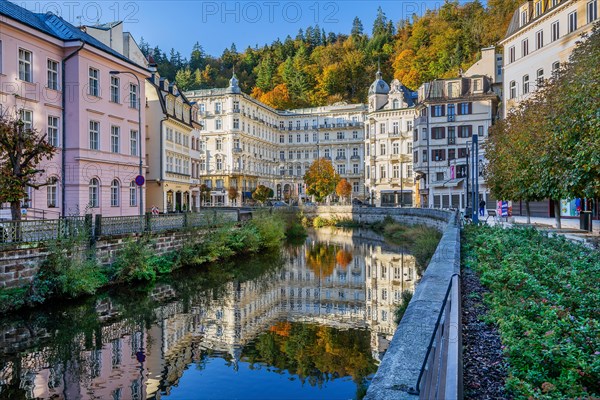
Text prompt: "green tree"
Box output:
[[351, 16, 364, 37], [304, 158, 339, 202], [252, 184, 271, 204], [0, 110, 57, 220]]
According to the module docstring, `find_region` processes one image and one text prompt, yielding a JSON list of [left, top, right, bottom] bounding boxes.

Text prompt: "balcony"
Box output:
[[335, 156, 347, 161], [233, 147, 242, 153], [232, 108, 240, 113], [350, 155, 361, 161], [214, 110, 222, 115]]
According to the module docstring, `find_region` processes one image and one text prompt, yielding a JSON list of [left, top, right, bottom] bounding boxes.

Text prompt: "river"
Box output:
[[0, 228, 417, 400]]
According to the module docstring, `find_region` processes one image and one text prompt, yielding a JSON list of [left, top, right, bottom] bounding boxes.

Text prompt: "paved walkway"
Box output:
[[486, 214, 599, 247]]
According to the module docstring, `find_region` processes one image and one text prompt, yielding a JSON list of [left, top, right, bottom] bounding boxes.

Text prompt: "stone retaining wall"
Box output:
[[0, 230, 208, 289]]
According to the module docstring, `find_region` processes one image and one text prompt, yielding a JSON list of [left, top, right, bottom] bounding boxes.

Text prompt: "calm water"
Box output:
[[0, 229, 417, 400]]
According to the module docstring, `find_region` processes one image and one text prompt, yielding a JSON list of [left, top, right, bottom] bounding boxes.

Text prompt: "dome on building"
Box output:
[[368, 70, 390, 95], [227, 70, 241, 94]]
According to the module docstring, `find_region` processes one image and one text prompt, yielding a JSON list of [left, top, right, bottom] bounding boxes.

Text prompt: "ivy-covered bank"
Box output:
[[0, 211, 301, 315], [463, 225, 600, 399]]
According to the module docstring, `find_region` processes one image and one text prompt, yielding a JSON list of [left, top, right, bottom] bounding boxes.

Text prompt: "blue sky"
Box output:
[[18, 1, 446, 56]]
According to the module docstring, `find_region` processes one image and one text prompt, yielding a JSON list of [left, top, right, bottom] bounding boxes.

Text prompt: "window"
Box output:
[[20, 109, 33, 131], [89, 178, 99, 207], [588, 0, 598, 23], [18, 48, 32, 82], [216, 139, 222, 151], [448, 148, 456, 160], [289, 150, 294, 160], [521, 10, 528, 27], [422, 149, 428, 162], [324, 149, 330, 158], [233, 118, 239, 129], [413, 151, 418, 163], [130, 130, 138, 156], [458, 102, 472, 115], [551, 21, 560, 41], [215, 119, 222, 130], [337, 164, 346, 174], [432, 127, 445, 140], [393, 164, 400, 179], [380, 165, 386, 179], [353, 181, 359, 192], [337, 131, 344, 140], [509, 46, 516, 63], [432, 149, 445, 161], [129, 84, 138, 108], [569, 11, 577, 33], [47, 178, 57, 207], [535, 30, 544, 49], [552, 61, 560, 75], [392, 142, 399, 155], [407, 165, 413, 178], [448, 126, 456, 144], [537, 69, 544, 85], [432, 105, 445, 117], [458, 125, 472, 138], [47, 116, 59, 147], [353, 164, 359, 174], [89, 121, 100, 150], [523, 75, 530, 94], [0, 40, 3, 73], [458, 148, 468, 158], [510, 81, 517, 99], [392, 99, 399, 109], [535, 0, 542, 16], [47, 59, 59, 90], [111, 126, 120, 153], [380, 143, 386, 156], [129, 181, 137, 206], [522, 39, 529, 57], [110, 179, 120, 206], [89, 68, 99, 96], [215, 102, 222, 113], [107, 77, 119, 105], [379, 123, 386, 134]]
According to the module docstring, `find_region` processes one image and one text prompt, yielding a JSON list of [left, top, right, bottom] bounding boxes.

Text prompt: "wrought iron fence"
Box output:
[[0, 216, 88, 246], [0, 209, 244, 247]]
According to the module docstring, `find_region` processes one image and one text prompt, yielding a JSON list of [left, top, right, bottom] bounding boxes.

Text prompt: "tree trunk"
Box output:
[[10, 201, 21, 221], [554, 200, 562, 229], [525, 201, 531, 225]]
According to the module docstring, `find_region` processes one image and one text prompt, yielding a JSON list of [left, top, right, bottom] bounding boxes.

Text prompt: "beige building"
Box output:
[[145, 63, 201, 212], [413, 51, 501, 209], [365, 71, 417, 207], [184, 75, 367, 204], [501, 0, 597, 116]]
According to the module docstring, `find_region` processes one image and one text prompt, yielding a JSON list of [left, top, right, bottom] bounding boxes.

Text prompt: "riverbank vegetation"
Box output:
[[463, 225, 600, 399], [0, 211, 291, 315]]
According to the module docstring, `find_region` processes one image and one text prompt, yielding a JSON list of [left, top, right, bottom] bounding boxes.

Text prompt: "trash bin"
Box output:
[[580, 211, 592, 232]]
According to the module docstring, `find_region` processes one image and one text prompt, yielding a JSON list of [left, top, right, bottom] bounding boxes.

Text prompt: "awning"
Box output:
[[432, 178, 465, 188]]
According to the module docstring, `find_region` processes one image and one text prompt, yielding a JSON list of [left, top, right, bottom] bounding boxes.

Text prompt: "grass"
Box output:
[[463, 225, 600, 399]]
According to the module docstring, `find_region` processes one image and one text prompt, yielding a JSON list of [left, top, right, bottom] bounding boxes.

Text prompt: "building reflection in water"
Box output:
[[0, 229, 416, 399]]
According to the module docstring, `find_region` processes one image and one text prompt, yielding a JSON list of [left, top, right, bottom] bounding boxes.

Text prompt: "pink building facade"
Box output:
[[0, 0, 148, 218]]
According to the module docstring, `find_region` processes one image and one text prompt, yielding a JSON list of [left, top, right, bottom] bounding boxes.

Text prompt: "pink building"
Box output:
[[0, 0, 148, 218]]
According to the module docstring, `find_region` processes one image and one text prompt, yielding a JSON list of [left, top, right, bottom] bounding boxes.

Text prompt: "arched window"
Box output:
[[392, 99, 399, 109], [523, 75, 530, 94], [129, 181, 137, 207], [47, 177, 58, 208], [89, 178, 99, 208], [110, 179, 120, 207], [509, 81, 517, 99]]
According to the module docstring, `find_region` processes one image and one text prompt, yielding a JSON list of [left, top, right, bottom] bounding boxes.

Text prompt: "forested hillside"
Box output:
[[140, 0, 519, 109]]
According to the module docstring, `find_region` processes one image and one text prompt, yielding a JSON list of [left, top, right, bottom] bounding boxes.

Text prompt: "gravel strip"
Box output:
[[462, 266, 510, 400]]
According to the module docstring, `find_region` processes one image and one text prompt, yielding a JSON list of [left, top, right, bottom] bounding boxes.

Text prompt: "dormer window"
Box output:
[[473, 79, 481, 92], [521, 9, 528, 27], [392, 99, 399, 109], [535, 0, 542, 17]]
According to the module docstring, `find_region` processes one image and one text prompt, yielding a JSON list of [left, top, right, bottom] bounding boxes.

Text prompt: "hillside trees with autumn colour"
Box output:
[[140, 0, 520, 109]]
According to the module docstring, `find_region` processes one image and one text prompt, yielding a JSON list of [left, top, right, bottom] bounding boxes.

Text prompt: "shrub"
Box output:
[[112, 236, 156, 282], [313, 216, 327, 228], [393, 290, 414, 324], [463, 225, 600, 398], [250, 211, 286, 248], [0, 287, 28, 314]]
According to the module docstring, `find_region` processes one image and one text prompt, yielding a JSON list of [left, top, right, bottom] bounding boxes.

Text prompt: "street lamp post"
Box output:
[[110, 70, 143, 216]]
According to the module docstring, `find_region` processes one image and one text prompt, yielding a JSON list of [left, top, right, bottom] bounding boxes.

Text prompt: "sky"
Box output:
[[18, 0, 447, 56]]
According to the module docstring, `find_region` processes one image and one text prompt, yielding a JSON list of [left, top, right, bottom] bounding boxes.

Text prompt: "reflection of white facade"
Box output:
[[1, 232, 416, 398]]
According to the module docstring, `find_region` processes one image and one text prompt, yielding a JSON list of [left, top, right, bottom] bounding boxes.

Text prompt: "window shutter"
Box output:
[[441, 127, 446, 139], [468, 102, 473, 114], [468, 125, 473, 137], [457, 104, 463, 115], [441, 105, 445, 116]]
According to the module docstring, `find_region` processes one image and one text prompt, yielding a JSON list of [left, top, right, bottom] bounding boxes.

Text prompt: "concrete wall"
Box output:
[[364, 209, 461, 399], [300, 205, 453, 231]]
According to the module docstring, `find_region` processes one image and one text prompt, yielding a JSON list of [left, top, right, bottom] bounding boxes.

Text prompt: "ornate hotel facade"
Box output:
[[184, 78, 368, 205]]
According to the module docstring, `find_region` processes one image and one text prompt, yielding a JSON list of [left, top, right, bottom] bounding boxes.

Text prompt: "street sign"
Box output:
[[135, 175, 145, 186]]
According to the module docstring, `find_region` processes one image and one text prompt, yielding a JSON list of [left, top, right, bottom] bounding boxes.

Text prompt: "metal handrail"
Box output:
[[412, 272, 461, 397]]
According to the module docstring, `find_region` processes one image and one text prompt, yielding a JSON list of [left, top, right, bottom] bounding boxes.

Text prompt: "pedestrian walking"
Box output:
[[479, 199, 486, 217]]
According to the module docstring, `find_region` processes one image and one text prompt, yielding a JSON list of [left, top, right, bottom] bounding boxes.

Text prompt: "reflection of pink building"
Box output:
[[0, 0, 148, 217]]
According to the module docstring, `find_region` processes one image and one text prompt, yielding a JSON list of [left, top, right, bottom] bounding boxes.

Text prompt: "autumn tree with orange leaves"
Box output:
[[304, 158, 339, 202]]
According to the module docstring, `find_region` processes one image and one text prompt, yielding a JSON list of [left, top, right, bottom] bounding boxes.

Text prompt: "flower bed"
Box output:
[[463, 225, 599, 398]]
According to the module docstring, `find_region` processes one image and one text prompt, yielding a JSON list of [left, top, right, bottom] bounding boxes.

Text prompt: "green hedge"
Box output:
[[463, 225, 600, 399]]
